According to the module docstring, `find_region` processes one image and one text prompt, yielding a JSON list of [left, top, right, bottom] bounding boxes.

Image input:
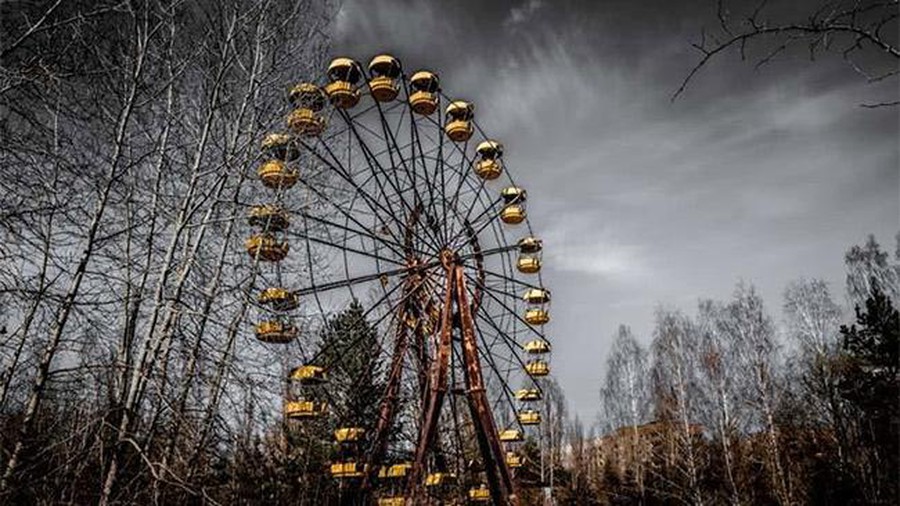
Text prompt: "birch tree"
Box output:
[[600, 325, 650, 499]]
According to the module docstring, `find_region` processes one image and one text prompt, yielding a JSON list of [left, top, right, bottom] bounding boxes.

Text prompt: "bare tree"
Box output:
[[844, 234, 900, 308], [0, 0, 336, 502], [675, 0, 899, 107], [650, 309, 705, 506], [717, 282, 793, 505], [600, 325, 651, 499], [695, 299, 745, 505]]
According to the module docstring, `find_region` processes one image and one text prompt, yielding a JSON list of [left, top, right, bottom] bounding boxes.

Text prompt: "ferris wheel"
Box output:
[[244, 54, 553, 506]]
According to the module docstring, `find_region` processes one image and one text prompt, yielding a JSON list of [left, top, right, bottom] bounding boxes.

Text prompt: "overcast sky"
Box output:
[[330, 0, 899, 422]]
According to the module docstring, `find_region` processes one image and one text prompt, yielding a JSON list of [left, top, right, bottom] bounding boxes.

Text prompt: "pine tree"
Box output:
[[838, 281, 899, 504]]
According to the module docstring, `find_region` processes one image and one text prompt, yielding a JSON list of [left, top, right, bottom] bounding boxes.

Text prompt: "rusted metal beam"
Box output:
[[456, 265, 517, 506], [407, 266, 455, 502]]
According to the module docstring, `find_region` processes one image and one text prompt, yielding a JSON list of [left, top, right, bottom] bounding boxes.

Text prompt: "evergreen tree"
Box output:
[[318, 299, 385, 434], [838, 281, 899, 504]]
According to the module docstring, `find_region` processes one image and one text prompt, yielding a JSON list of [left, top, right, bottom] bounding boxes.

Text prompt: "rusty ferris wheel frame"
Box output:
[[245, 54, 553, 505]]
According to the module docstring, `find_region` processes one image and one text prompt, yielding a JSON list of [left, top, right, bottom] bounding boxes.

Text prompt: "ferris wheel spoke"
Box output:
[[370, 99, 426, 225], [332, 109, 413, 220], [463, 271, 546, 339], [445, 139, 477, 240], [297, 137, 409, 247], [292, 230, 398, 270], [450, 202, 505, 248], [402, 97, 446, 249], [333, 109, 444, 254], [289, 170, 412, 259], [287, 213, 412, 265], [462, 264, 543, 291], [404, 108, 438, 205], [290, 263, 439, 298], [472, 309, 546, 405]]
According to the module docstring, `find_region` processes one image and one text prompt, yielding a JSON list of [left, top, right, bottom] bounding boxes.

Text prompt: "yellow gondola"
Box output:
[[378, 462, 412, 479], [245, 233, 288, 262], [289, 364, 326, 384], [248, 205, 290, 232], [474, 140, 503, 179], [523, 339, 551, 354], [368, 54, 402, 102], [518, 236, 542, 253], [523, 288, 550, 304], [525, 359, 550, 377], [524, 308, 550, 325], [334, 427, 365, 443], [517, 255, 541, 273], [378, 498, 406, 506], [499, 429, 524, 442], [288, 83, 327, 136], [500, 186, 527, 224], [257, 287, 298, 311], [257, 159, 299, 189], [261, 132, 299, 160], [518, 409, 541, 425], [506, 452, 524, 468], [325, 57, 363, 109], [468, 484, 491, 502], [424, 472, 456, 487], [500, 205, 525, 224], [409, 71, 439, 115], [444, 100, 474, 142], [515, 388, 542, 402], [330, 461, 366, 479], [284, 399, 327, 419], [255, 320, 298, 343]]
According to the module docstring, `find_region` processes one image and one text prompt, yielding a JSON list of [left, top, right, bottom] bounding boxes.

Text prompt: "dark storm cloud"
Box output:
[[331, 0, 899, 421]]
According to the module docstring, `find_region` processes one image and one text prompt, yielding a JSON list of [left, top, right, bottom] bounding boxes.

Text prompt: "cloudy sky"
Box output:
[[330, 0, 899, 422]]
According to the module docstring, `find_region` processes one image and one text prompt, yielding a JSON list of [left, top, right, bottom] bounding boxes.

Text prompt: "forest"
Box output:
[[1, 0, 897, 505]]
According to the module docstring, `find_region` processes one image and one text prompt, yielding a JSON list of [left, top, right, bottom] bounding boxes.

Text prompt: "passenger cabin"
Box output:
[[368, 54, 402, 102], [523, 339, 551, 354], [506, 452, 524, 468], [284, 399, 327, 419], [500, 186, 527, 224], [499, 429, 524, 442], [424, 472, 456, 487], [518, 409, 541, 425], [289, 364, 326, 384], [516, 235, 542, 274], [523, 287, 551, 325], [288, 83, 327, 136], [245, 233, 289, 262], [330, 461, 366, 479], [258, 134, 298, 189], [255, 320, 298, 343], [525, 308, 550, 325], [261, 133, 300, 161], [257, 159, 299, 189], [325, 57, 363, 109], [377, 498, 405, 506], [523, 288, 550, 304], [526, 359, 550, 377], [257, 287, 299, 311], [408, 71, 439, 115], [469, 485, 491, 502], [515, 388, 542, 402], [444, 101, 474, 142], [334, 427, 365, 443], [248, 205, 290, 232], [474, 140, 503, 180], [378, 462, 412, 479]]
